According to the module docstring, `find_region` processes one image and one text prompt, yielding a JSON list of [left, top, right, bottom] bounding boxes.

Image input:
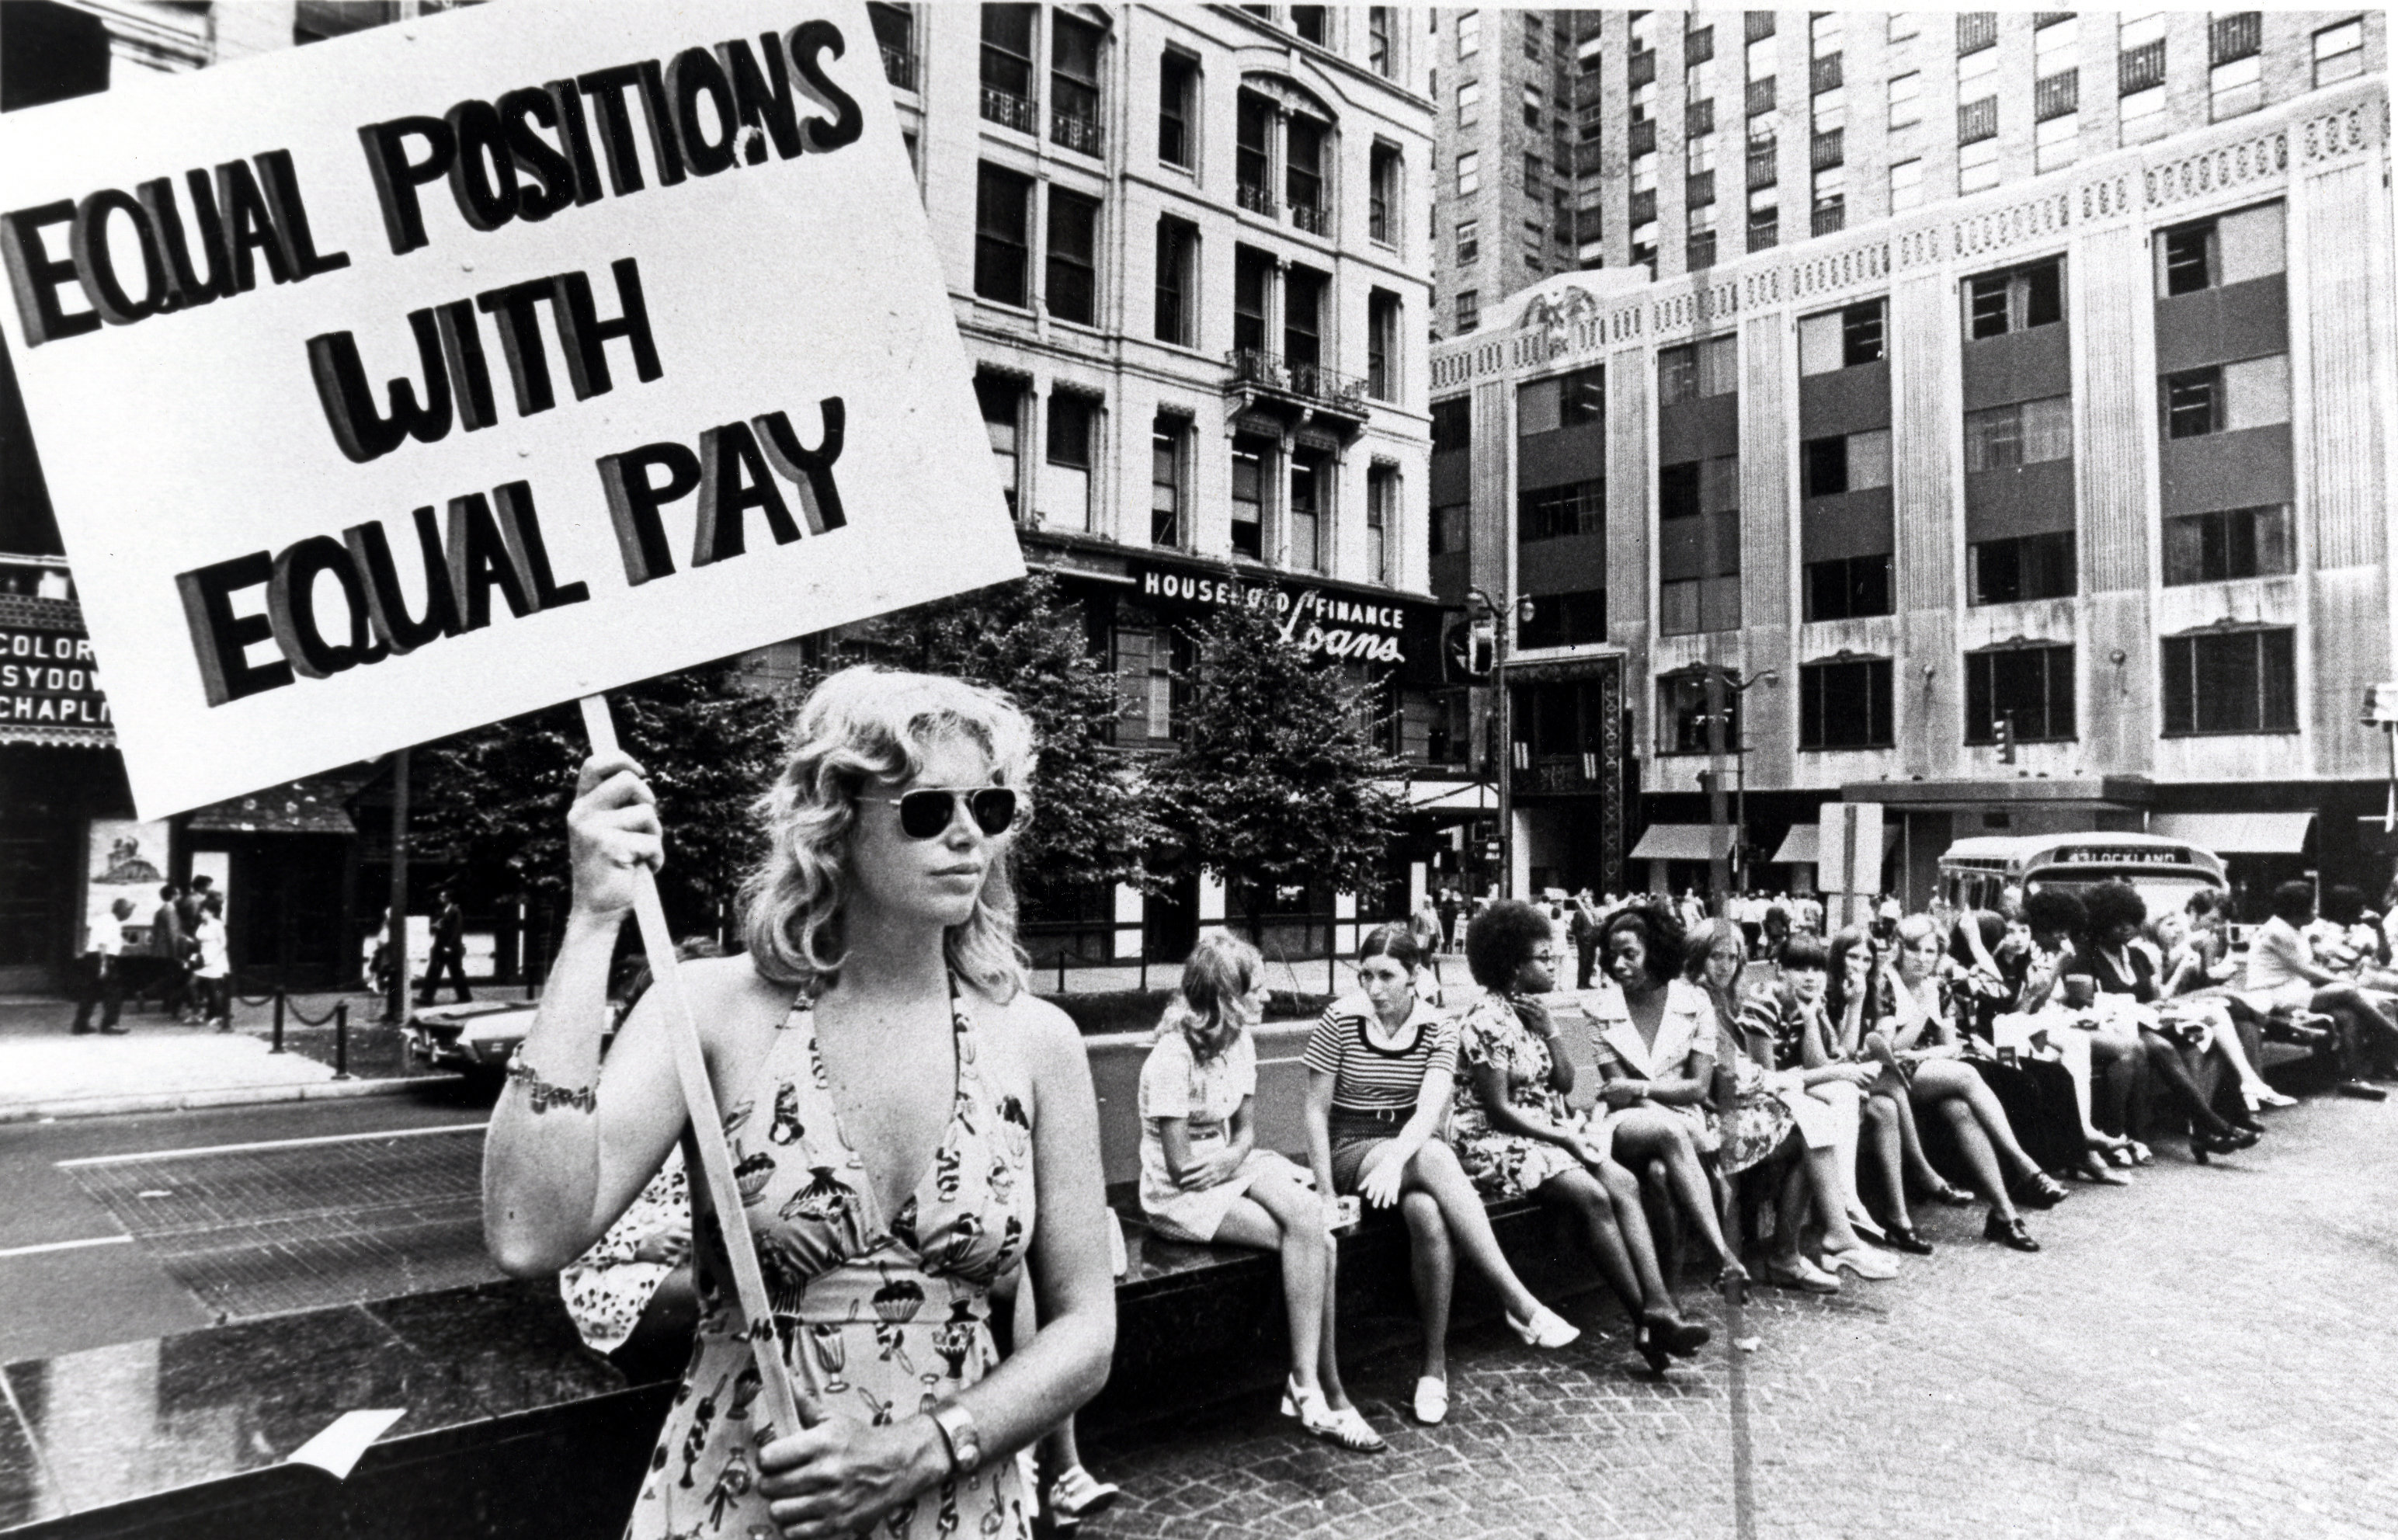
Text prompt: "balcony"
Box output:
[[2035, 68, 2080, 121], [2119, 38, 2167, 96], [880, 45, 915, 91], [980, 85, 1037, 134], [1291, 200, 1332, 236], [1236, 181, 1278, 218], [1050, 110, 1103, 157], [1222, 349, 1370, 439], [1514, 753, 1609, 796]]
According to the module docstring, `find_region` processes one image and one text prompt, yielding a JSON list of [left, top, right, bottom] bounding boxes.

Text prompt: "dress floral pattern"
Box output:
[[630, 984, 1035, 1540], [561, 1145, 689, 1354], [1450, 994, 1583, 1198]]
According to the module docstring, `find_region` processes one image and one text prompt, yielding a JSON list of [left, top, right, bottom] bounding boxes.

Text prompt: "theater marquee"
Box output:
[[0, 603, 112, 746]]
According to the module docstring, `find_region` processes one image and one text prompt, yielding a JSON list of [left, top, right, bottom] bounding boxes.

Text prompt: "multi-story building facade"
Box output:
[[0, 2, 1450, 986], [1430, 10, 2394, 913]]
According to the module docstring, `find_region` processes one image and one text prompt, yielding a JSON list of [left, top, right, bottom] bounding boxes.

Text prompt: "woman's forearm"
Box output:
[[1302, 1073, 1338, 1195], [482, 908, 624, 1274]]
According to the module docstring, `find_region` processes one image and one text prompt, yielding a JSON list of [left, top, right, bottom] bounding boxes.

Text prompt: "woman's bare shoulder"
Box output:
[[666, 954, 794, 1041], [982, 990, 1083, 1057]]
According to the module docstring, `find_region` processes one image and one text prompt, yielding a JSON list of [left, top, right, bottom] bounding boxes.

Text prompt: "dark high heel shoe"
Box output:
[[1875, 1222, 1934, 1257], [2008, 1171, 2069, 1210], [2192, 1125, 2261, 1163], [1640, 1311, 1711, 1361], [1983, 1210, 2041, 1252]]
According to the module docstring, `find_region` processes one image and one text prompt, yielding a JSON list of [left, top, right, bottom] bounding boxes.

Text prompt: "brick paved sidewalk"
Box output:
[[1078, 1091, 2398, 1540]]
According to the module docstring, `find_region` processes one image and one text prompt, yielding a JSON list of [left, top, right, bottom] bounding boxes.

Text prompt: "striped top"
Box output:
[[1301, 994, 1461, 1111]]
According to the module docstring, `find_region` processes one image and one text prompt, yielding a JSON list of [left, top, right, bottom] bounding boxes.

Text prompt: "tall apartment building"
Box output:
[[0, 2, 1449, 984], [1429, 10, 2394, 913]]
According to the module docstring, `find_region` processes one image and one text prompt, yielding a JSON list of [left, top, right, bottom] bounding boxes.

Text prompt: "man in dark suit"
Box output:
[[419, 887, 472, 1006]]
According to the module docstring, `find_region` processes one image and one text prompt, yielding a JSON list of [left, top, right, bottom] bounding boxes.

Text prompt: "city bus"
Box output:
[[1938, 833, 2230, 923]]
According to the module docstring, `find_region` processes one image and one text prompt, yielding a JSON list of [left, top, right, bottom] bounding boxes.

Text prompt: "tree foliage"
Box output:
[[1149, 591, 1402, 916]]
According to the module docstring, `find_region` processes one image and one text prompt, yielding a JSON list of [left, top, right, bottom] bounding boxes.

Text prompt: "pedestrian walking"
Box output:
[[1436, 887, 1461, 954], [1569, 889, 1602, 989], [193, 894, 231, 1030], [73, 898, 136, 1035], [419, 886, 472, 1005], [149, 883, 193, 1021]]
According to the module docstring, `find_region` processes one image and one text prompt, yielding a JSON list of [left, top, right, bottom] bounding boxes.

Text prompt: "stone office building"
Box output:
[[1428, 13, 2393, 909]]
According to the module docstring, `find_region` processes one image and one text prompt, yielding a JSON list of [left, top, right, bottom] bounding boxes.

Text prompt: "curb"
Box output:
[[0, 1072, 470, 1125]]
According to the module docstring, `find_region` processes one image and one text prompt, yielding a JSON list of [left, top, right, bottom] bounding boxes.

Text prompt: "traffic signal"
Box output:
[[1466, 619, 1497, 676], [1993, 714, 2017, 763]]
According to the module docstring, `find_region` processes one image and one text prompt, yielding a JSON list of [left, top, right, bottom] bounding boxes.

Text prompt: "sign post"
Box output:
[[1817, 801, 1884, 934], [0, 0, 1024, 1442]]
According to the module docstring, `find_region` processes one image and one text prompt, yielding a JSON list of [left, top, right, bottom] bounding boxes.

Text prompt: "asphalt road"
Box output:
[[0, 1085, 496, 1364]]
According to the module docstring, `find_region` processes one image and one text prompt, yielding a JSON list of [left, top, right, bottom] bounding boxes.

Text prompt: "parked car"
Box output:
[[407, 998, 627, 1089]]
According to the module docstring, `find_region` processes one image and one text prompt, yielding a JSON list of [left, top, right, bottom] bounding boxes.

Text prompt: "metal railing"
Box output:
[[2035, 68, 2080, 121], [1051, 109, 1103, 156], [2119, 39, 2167, 96], [1225, 348, 1368, 409], [980, 85, 1037, 134], [2209, 11, 2261, 66], [1235, 181, 1278, 217], [1810, 52, 1844, 95], [1291, 200, 1332, 236], [880, 45, 914, 91], [1747, 147, 1778, 189]]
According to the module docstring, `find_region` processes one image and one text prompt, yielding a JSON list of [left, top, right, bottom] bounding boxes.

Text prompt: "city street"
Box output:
[[1079, 1088, 2398, 1540]]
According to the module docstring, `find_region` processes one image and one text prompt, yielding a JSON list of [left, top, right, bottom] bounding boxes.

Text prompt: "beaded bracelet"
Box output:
[[506, 1057, 597, 1114]]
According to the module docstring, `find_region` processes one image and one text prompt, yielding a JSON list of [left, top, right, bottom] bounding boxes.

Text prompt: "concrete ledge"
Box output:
[[0, 1074, 466, 1125]]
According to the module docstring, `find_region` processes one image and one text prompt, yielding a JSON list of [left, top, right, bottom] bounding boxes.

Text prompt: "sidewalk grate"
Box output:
[[61, 1129, 502, 1322]]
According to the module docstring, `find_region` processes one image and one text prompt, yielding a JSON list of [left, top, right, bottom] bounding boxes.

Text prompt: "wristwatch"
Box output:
[[927, 1401, 982, 1477]]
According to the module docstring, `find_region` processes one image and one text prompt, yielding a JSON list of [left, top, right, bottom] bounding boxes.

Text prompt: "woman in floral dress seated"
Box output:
[[1450, 901, 1711, 1374], [486, 668, 1116, 1540], [1139, 933, 1384, 1452]]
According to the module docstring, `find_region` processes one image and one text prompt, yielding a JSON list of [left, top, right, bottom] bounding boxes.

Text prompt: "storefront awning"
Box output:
[[1771, 823, 1903, 867], [1631, 824, 1732, 862], [186, 777, 359, 835], [2150, 812, 2316, 855], [1387, 779, 1496, 814]]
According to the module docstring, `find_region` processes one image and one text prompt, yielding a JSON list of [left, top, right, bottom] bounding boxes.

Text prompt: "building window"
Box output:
[[975, 374, 1023, 518], [1230, 436, 1267, 559], [1370, 144, 1400, 245], [1518, 480, 1604, 541], [1523, 81, 1545, 128], [1283, 266, 1325, 368], [1049, 15, 1103, 155], [2209, 52, 2262, 120], [1966, 645, 2077, 743], [1288, 451, 1327, 572], [1969, 531, 2077, 604], [1889, 158, 1924, 210], [1522, 590, 1607, 650], [1965, 256, 2065, 339], [1746, 186, 1778, 252], [1523, 150, 1546, 193], [1111, 626, 1180, 744], [979, 4, 1037, 132], [1457, 8, 1479, 57], [1658, 335, 1738, 405], [2315, 18, 2366, 86], [1958, 134, 2000, 194], [972, 163, 1032, 306], [2162, 356, 2291, 439], [1431, 502, 1469, 558], [1956, 12, 1998, 57], [1964, 395, 2074, 471], [1804, 554, 1893, 621], [1888, 70, 1923, 130], [1236, 92, 1274, 212], [2163, 627, 2297, 735], [1288, 115, 1331, 235], [1368, 6, 1394, 78], [1457, 79, 1482, 126], [1799, 299, 1887, 374], [2155, 202, 2285, 295], [1366, 465, 1396, 582], [1802, 429, 1892, 497], [869, 3, 916, 89], [2163, 504, 2293, 585], [1045, 188, 1099, 325], [2035, 113, 2079, 174], [1154, 217, 1197, 346], [1889, 12, 1920, 43], [1431, 396, 1470, 453], [1232, 246, 1269, 355], [1799, 658, 1895, 749], [1658, 670, 1743, 754], [1151, 419, 1185, 547], [1455, 218, 1480, 266], [1159, 51, 1197, 167], [1038, 392, 1096, 532], [1456, 150, 1480, 196], [1687, 204, 1719, 271], [1365, 291, 1401, 402], [1456, 289, 1480, 332], [1516, 366, 1604, 434], [1291, 5, 1326, 46]]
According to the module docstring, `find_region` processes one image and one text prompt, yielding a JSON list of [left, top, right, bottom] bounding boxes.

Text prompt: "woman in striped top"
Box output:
[[1302, 925, 1579, 1427]]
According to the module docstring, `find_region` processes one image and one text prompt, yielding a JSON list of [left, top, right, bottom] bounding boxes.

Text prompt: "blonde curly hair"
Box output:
[[740, 666, 1034, 999]]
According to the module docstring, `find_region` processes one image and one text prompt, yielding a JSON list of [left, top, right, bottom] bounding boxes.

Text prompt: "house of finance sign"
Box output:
[[1132, 565, 1430, 667], [0, 0, 1020, 816]]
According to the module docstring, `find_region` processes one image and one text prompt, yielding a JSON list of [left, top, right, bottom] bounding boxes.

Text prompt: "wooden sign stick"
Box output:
[[579, 694, 807, 1441]]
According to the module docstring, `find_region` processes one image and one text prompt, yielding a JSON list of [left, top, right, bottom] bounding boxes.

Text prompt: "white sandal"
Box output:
[[1048, 1465, 1119, 1522], [1412, 1375, 1449, 1425]]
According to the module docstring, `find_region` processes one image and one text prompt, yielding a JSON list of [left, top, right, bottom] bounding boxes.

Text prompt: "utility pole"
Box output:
[[1704, 658, 1730, 916], [385, 748, 409, 1025]]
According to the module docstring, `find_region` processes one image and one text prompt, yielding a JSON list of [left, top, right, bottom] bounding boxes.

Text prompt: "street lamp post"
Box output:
[[1695, 666, 1778, 915], [1469, 586, 1536, 900]]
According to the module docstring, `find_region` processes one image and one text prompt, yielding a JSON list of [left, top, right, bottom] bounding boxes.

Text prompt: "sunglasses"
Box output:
[[872, 786, 1020, 840]]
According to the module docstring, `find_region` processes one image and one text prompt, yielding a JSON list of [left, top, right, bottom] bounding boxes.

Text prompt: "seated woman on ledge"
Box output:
[[484, 667, 1115, 1540], [1878, 914, 2057, 1253], [1576, 906, 1749, 1305], [2148, 908, 2292, 1114], [1302, 925, 1580, 1429], [1449, 901, 1711, 1375], [1138, 933, 1382, 1454], [1690, 920, 1900, 1295], [1947, 909, 2118, 1188]]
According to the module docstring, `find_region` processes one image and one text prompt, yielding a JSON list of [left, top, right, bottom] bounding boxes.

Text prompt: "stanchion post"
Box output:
[[271, 990, 285, 1055], [332, 1001, 352, 1080]]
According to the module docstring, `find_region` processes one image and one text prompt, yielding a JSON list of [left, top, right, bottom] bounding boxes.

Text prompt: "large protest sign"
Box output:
[[0, 0, 1023, 819]]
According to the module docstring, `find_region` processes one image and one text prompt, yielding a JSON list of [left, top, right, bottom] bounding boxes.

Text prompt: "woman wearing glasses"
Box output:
[[1450, 901, 1712, 1374], [486, 667, 1114, 1540], [1138, 933, 1383, 1453], [1302, 924, 1580, 1428]]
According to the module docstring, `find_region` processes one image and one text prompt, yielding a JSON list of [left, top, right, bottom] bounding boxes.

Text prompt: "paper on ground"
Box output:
[[287, 1408, 405, 1480]]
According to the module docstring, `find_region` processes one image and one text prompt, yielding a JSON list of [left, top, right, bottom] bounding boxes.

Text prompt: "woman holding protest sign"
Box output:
[[485, 667, 1114, 1540]]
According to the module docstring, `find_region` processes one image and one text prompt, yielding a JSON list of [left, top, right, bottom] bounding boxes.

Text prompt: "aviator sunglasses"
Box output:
[[871, 786, 1020, 840]]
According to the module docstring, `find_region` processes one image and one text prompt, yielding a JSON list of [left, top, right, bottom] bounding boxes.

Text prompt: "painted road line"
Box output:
[[0, 1234, 135, 1260], [57, 1122, 489, 1169]]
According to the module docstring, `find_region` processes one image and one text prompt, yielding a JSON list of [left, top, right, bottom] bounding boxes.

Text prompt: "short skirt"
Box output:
[[1140, 1148, 1306, 1244]]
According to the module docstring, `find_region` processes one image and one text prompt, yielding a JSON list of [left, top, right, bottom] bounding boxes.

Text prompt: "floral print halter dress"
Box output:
[[629, 983, 1036, 1540]]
